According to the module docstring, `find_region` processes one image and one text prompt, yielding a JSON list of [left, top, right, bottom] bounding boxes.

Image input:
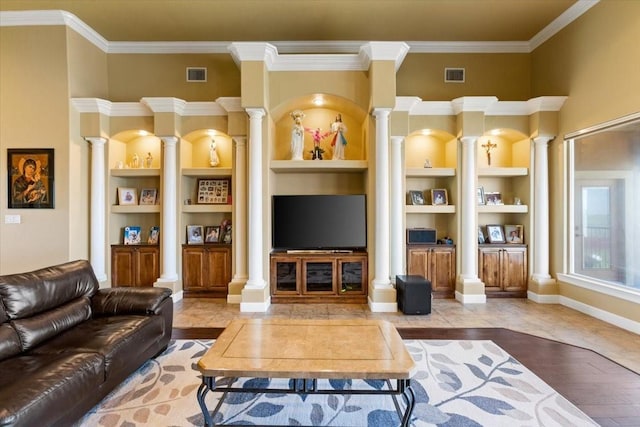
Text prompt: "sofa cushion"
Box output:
[[0, 352, 104, 427], [32, 315, 164, 379], [0, 304, 21, 362], [0, 260, 98, 320], [11, 297, 92, 352]]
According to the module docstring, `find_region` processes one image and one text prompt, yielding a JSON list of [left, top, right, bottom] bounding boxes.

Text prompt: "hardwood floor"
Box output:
[[173, 326, 640, 426]]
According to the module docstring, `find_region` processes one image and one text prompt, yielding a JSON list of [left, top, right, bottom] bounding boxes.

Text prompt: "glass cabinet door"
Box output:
[[303, 260, 335, 293]]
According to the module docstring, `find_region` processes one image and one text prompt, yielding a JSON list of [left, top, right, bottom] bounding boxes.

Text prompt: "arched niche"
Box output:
[[110, 129, 161, 169], [405, 128, 457, 169], [478, 128, 530, 168], [182, 129, 233, 169]]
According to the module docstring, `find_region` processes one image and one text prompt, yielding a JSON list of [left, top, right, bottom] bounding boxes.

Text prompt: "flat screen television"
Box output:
[[272, 194, 367, 251]]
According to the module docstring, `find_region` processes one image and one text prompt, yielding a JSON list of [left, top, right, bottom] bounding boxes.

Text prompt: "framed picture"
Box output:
[[148, 226, 160, 244], [408, 190, 425, 205], [504, 224, 524, 244], [204, 226, 221, 243], [486, 224, 505, 243], [220, 219, 232, 244], [186, 225, 204, 244], [478, 226, 486, 244], [197, 178, 230, 204], [123, 226, 141, 245], [118, 187, 138, 205], [139, 188, 157, 205], [485, 192, 502, 205], [477, 187, 485, 205], [431, 189, 448, 205], [7, 148, 54, 209]]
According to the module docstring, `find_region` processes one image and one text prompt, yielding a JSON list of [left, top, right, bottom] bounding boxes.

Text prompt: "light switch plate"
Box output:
[[4, 215, 21, 224]]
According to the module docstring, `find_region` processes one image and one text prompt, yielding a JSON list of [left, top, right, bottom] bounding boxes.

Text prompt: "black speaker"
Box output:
[[406, 228, 437, 245], [396, 275, 432, 315]]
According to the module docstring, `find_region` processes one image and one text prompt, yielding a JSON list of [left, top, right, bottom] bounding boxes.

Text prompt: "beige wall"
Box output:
[[531, 0, 640, 322]]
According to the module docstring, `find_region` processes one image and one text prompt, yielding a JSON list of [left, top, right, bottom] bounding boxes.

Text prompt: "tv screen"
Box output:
[[272, 195, 367, 251]]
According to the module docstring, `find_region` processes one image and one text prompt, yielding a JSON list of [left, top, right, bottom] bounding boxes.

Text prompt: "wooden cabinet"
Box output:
[[478, 244, 527, 296], [406, 245, 456, 298], [111, 245, 159, 287], [182, 244, 231, 297], [270, 252, 368, 303]]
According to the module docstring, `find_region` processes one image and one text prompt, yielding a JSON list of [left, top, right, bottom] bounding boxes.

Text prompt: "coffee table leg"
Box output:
[[399, 379, 415, 427], [197, 376, 216, 427]]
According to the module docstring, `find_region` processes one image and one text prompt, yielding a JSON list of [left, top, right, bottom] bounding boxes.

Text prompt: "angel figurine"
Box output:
[[305, 127, 331, 160], [209, 139, 220, 167]]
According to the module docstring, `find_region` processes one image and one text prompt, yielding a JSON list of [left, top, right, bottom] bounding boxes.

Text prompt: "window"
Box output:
[[566, 113, 640, 294]]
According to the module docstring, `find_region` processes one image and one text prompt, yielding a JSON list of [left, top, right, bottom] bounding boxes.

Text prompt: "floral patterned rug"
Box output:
[[76, 339, 597, 427]]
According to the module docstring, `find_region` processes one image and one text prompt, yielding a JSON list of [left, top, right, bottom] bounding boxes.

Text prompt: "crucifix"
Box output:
[[482, 140, 497, 166]]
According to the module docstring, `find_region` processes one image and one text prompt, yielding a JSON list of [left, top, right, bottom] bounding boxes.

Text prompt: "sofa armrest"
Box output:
[[91, 287, 172, 316]]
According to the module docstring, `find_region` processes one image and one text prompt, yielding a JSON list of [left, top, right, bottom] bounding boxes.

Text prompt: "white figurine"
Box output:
[[290, 110, 305, 160], [209, 139, 220, 167], [131, 152, 139, 168], [330, 114, 348, 160], [145, 152, 153, 168]]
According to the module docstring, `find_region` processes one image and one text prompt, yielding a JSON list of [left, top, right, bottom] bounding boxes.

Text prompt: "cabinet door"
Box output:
[[271, 257, 301, 295], [112, 247, 136, 287], [478, 247, 502, 292], [204, 247, 231, 289], [338, 256, 367, 295], [502, 247, 527, 292], [407, 248, 430, 278], [302, 259, 336, 294], [135, 246, 159, 287], [430, 247, 455, 295], [182, 247, 207, 290]]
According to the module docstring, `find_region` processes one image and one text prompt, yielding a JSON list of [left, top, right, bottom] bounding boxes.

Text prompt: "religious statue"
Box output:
[[290, 110, 305, 160], [482, 140, 497, 166], [209, 139, 220, 167], [329, 114, 348, 160], [131, 152, 140, 168], [145, 152, 153, 168], [305, 127, 331, 160]]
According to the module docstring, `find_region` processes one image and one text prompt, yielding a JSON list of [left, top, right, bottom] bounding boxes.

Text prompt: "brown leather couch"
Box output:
[[0, 260, 173, 427]]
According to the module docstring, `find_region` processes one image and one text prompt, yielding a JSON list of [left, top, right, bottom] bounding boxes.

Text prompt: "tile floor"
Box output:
[[173, 297, 640, 374]]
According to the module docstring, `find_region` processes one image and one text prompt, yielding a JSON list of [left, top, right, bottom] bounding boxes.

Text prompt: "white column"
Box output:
[[456, 136, 485, 303], [158, 136, 179, 282], [371, 109, 394, 299], [531, 136, 555, 284], [85, 137, 107, 283], [389, 136, 405, 282], [228, 136, 248, 303], [243, 108, 267, 291]]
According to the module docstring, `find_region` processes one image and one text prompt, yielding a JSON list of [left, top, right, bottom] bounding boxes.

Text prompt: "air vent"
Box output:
[[444, 68, 465, 83], [186, 67, 207, 82]]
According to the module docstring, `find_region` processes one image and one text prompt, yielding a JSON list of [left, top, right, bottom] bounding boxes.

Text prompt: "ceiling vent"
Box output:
[[444, 68, 465, 83], [186, 67, 207, 82]]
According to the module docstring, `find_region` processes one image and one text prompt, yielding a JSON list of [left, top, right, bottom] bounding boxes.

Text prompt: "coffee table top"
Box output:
[[197, 319, 416, 379]]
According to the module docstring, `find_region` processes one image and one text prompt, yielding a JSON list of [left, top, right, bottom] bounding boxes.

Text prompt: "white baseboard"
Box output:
[[455, 291, 486, 304], [527, 291, 560, 303], [227, 294, 242, 304], [559, 295, 640, 335], [368, 299, 398, 312], [240, 299, 271, 312], [171, 290, 183, 303]]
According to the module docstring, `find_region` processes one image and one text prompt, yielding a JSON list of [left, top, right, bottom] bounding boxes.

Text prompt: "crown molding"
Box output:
[[529, 0, 599, 51], [216, 97, 243, 113], [452, 97, 499, 114], [359, 42, 410, 71], [410, 101, 456, 116]]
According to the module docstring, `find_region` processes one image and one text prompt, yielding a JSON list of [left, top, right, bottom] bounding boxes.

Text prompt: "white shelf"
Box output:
[[406, 167, 455, 177], [111, 168, 161, 177], [182, 204, 233, 213], [182, 167, 232, 177], [111, 205, 161, 214], [270, 160, 367, 173], [405, 205, 456, 214], [478, 204, 528, 213], [478, 167, 528, 177]]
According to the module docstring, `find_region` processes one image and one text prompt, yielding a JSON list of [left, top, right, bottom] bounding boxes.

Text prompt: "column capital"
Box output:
[[84, 136, 107, 145], [390, 136, 404, 145], [371, 108, 392, 119], [458, 136, 480, 145], [159, 136, 179, 146], [246, 108, 266, 119], [232, 136, 247, 146], [532, 135, 556, 146]]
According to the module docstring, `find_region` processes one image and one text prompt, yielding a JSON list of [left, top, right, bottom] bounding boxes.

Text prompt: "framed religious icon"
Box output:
[[197, 178, 230, 204], [7, 148, 55, 209], [486, 224, 506, 243]]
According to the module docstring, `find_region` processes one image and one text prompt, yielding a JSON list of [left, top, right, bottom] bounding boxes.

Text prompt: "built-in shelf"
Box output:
[[406, 205, 456, 214], [270, 160, 367, 173], [182, 204, 233, 213], [405, 167, 456, 177], [478, 167, 528, 177], [182, 167, 232, 177], [477, 204, 528, 213], [110, 168, 161, 177], [111, 205, 161, 214]]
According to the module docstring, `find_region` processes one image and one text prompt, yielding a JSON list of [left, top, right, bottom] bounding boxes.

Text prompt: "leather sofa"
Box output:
[[0, 260, 173, 427]]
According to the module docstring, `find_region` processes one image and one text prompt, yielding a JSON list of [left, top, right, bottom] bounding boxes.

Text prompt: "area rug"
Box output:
[[76, 339, 597, 427]]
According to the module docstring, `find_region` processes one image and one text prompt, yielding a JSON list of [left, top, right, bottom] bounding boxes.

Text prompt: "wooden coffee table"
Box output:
[[196, 318, 417, 426]]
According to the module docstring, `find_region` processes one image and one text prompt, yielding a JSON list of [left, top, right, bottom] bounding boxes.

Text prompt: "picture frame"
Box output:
[[486, 224, 506, 243], [478, 226, 486, 244], [504, 224, 524, 244], [123, 226, 142, 245], [204, 225, 221, 243], [485, 192, 503, 205], [431, 189, 448, 205], [408, 190, 425, 205], [118, 187, 138, 205], [477, 186, 485, 205], [186, 225, 204, 244], [139, 188, 157, 205], [7, 148, 55, 209], [220, 219, 232, 244], [148, 226, 160, 244], [197, 178, 230, 204]]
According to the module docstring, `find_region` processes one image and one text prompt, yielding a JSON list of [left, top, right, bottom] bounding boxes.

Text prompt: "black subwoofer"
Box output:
[[396, 275, 432, 315]]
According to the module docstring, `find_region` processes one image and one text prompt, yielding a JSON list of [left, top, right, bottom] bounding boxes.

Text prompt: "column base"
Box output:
[[155, 277, 181, 294], [227, 276, 247, 304], [240, 285, 271, 312], [528, 275, 559, 303], [368, 280, 397, 312], [455, 276, 486, 304]]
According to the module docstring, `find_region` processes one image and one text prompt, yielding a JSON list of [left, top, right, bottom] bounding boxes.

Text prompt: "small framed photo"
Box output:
[[8, 148, 55, 209], [477, 187, 485, 205], [148, 226, 160, 244], [485, 192, 502, 205], [408, 190, 425, 205], [123, 226, 141, 245], [504, 224, 524, 244], [197, 178, 230, 204], [187, 225, 204, 244], [431, 189, 448, 205], [478, 226, 486, 244], [220, 219, 232, 244], [486, 224, 505, 243], [118, 187, 137, 205], [204, 226, 221, 243], [139, 188, 157, 205]]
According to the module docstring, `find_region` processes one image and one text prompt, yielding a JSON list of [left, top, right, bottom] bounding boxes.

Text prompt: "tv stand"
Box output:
[[286, 249, 354, 254], [270, 251, 367, 303]]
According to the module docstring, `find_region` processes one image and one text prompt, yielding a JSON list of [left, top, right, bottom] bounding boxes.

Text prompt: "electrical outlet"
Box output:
[[4, 215, 21, 224]]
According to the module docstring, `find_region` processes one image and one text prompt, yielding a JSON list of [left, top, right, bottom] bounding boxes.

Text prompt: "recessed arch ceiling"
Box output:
[[1, 0, 579, 46]]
